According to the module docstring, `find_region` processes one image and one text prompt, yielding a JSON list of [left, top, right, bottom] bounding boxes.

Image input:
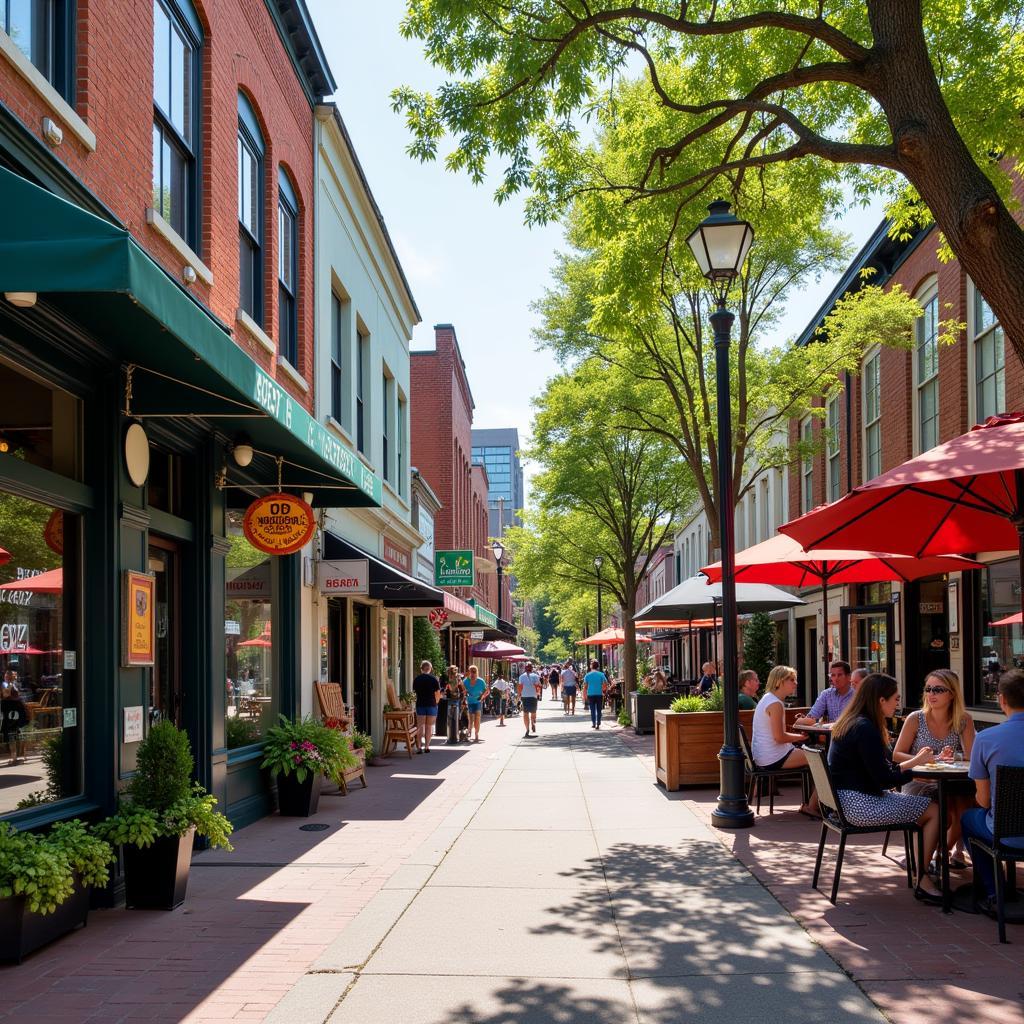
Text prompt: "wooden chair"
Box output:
[[382, 683, 416, 759], [804, 746, 922, 905], [738, 724, 810, 815], [314, 682, 352, 730]]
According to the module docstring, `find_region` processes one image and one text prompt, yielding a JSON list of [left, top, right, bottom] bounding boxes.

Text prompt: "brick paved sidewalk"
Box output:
[[615, 724, 1024, 1024], [0, 717, 521, 1024]]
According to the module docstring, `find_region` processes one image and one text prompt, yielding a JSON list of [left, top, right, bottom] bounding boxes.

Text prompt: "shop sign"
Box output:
[[44, 509, 63, 555], [226, 564, 270, 599], [243, 493, 316, 556], [469, 631, 484, 641], [317, 559, 369, 595], [123, 705, 144, 743], [225, 620, 241, 635], [919, 602, 944, 614], [470, 600, 498, 629], [383, 537, 412, 574], [428, 608, 448, 630], [435, 549, 474, 587], [122, 570, 155, 667]]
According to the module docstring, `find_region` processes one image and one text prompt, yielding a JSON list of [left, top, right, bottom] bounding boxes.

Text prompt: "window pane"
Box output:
[[278, 204, 294, 290], [167, 139, 187, 236], [152, 123, 164, 212], [8, 0, 51, 79], [239, 231, 257, 319], [153, 0, 169, 106]]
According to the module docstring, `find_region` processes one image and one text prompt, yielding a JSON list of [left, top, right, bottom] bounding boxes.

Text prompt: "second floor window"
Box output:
[[863, 350, 881, 480], [397, 396, 406, 496], [973, 288, 1005, 423], [330, 293, 343, 424], [916, 290, 939, 453], [4, 0, 70, 95], [356, 332, 367, 454], [827, 394, 841, 502], [382, 373, 391, 482], [152, 0, 200, 247], [277, 171, 298, 367], [800, 417, 814, 514], [237, 94, 264, 323]]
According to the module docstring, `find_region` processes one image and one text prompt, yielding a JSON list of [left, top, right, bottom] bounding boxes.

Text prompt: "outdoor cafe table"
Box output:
[[910, 763, 974, 913], [793, 721, 833, 749]]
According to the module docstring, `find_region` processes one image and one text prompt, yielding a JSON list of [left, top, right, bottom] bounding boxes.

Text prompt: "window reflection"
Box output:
[[980, 558, 1021, 704]]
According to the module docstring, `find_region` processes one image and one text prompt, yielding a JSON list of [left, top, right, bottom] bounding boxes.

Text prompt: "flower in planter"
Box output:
[[261, 715, 357, 785]]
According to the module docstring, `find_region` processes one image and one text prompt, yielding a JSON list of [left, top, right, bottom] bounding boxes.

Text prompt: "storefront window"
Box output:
[[980, 558, 1020, 704], [224, 511, 275, 747], [0, 494, 79, 815]]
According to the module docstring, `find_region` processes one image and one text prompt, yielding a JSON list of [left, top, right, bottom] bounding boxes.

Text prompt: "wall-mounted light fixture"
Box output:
[[4, 292, 37, 308], [232, 434, 254, 467]]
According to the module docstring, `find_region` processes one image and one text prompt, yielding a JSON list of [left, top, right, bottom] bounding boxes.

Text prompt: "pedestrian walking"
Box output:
[[444, 665, 466, 744], [411, 660, 441, 753], [584, 660, 607, 729], [490, 669, 510, 726], [548, 665, 560, 701], [518, 661, 541, 738], [560, 660, 578, 715], [464, 664, 487, 743]]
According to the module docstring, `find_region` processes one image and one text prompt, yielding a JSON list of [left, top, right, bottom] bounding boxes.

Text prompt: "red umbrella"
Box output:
[[0, 567, 62, 593], [237, 637, 272, 648], [576, 627, 652, 646], [990, 612, 1022, 627], [0, 645, 45, 655], [781, 412, 1024, 620], [0, 547, 9, 566], [702, 533, 981, 686]]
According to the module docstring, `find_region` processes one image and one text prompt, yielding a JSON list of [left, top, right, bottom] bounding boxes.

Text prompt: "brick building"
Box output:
[[410, 324, 515, 663]]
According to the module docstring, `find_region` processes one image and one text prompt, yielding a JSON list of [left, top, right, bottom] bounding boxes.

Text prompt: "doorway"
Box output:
[[352, 603, 371, 732], [904, 578, 950, 709], [840, 603, 894, 678], [148, 538, 181, 726]]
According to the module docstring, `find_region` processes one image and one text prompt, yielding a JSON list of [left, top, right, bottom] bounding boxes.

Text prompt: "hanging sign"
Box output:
[[428, 608, 448, 630], [44, 509, 63, 555], [122, 571, 155, 667], [243, 493, 315, 556], [382, 537, 412, 574], [435, 549, 474, 587], [317, 559, 369, 595]]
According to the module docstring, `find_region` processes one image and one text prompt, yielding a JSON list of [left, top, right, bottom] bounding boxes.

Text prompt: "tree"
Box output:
[[413, 616, 447, 678], [505, 358, 693, 691], [396, 2, 1024, 362], [742, 612, 776, 690]]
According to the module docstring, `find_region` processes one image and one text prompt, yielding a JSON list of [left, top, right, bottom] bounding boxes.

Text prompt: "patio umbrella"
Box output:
[[633, 575, 803, 622], [701, 533, 982, 687], [0, 567, 62, 593], [990, 612, 1022, 627], [469, 639, 525, 657], [237, 637, 272, 648], [780, 412, 1024, 620], [0, 546, 9, 566], [576, 627, 652, 646], [0, 645, 45, 655]]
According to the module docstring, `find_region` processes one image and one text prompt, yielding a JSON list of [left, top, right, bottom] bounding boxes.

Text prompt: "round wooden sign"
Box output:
[[243, 493, 315, 556]]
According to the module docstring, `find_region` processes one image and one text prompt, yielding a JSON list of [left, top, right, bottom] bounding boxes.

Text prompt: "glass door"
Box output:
[[841, 603, 894, 678], [352, 603, 371, 733], [148, 539, 181, 726]]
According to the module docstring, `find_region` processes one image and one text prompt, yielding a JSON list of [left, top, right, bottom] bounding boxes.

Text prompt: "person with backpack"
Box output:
[[517, 661, 541, 738], [548, 665, 560, 701], [584, 660, 608, 729]]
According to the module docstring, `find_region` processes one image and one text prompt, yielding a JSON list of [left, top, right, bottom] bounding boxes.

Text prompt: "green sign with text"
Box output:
[[435, 549, 474, 587]]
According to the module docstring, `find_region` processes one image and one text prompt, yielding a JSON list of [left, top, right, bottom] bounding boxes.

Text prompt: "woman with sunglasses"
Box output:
[[893, 669, 976, 868]]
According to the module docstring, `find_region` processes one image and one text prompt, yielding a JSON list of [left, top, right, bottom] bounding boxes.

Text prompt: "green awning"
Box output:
[[0, 166, 382, 508], [468, 599, 498, 629]]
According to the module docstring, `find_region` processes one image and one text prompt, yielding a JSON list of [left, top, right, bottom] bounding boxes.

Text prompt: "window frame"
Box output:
[[913, 283, 940, 454], [396, 393, 406, 497], [862, 347, 881, 481], [329, 292, 343, 424], [826, 394, 841, 502], [382, 370, 391, 482], [151, 0, 202, 250], [968, 281, 1005, 426], [2, 0, 73, 98], [277, 169, 299, 368], [237, 93, 264, 325], [355, 331, 367, 455], [800, 416, 814, 515]]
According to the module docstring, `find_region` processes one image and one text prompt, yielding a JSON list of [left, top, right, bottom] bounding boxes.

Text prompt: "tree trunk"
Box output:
[[870, 1, 1024, 365], [622, 600, 637, 694]]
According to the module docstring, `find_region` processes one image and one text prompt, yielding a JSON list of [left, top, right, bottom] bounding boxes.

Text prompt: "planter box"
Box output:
[[124, 828, 195, 910], [654, 706, 809, 790], [0, 874, 91, 963], [630, 692, 675, 735], [276, 770, 323, 817], [339, 746, 367, 795]]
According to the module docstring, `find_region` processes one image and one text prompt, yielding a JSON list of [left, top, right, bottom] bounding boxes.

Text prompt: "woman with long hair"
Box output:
[[464, 664, 486, 743], [750, 665, 818, 816], [829, 673, 943, 903], [444, 665, 466, 744], [893, 669, 976, 867]]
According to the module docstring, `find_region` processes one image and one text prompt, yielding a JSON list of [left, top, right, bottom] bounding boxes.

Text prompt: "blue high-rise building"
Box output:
[[471, 427, 524, 538]]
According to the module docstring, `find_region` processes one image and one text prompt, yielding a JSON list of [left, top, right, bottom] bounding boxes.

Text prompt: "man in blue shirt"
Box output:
[[795, 660, 854, 725], [962, 669, 1024, 907], [583, 660, 607, 729]]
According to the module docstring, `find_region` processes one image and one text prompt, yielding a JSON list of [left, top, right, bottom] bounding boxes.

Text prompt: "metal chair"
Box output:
[[968, 765, 1024, 943], [738, 724, 811, 815], [804, 746, 922, 904]]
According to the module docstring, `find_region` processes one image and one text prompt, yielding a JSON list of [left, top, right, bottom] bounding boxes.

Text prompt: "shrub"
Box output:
[[413, 617, 447, 677], [127, 720, 192, 811], [670, 684, 726, 713], [350, 729, 374, 760], [742, 612, 776, 690], [617, 704, 631, 727], [261, 716, 356, 784]]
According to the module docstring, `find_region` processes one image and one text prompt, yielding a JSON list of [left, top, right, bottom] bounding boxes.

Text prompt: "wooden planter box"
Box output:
[[630, 692, 676, 735], [654, 706, 808, 790], [339, 746, 367, 795]]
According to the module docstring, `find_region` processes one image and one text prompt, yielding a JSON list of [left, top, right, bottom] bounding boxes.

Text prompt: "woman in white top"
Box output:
[[751, 665, 818, 816], [518, 662, 541, 738], [490, 670, 510, 726]]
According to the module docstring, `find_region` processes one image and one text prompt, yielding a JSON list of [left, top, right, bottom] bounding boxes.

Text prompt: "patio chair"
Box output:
[[382, 682, 416, 759], [968, 765, 1024, 943], [314, 682, 351, 730], [804, 746, 923, 905], [738, 724, 810, 815]]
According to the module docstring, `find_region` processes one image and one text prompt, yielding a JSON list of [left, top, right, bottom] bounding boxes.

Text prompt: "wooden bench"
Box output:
[[314, 682, 364, 793]]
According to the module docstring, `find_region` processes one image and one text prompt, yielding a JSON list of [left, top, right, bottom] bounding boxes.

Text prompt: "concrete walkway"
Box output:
[[291, 703, 885, 1024]]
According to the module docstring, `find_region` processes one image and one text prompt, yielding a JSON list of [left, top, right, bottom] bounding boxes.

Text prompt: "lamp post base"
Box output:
[[711, 746, 755, 829]]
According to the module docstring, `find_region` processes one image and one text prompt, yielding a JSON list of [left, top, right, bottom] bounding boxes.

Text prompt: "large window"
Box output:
[[277, 171, 298, 367], [356, 331, 367, 455], [382, 372, 391, 482], [224, 511, 275, 746], [800, 417, 814, 514], [915, 289, 939, 453], [152, 0, 200, 247], [330, 292, 343, 424], [980, 558, 1020, 706], [396, 395, 406, 496], [237, 94, 264, 324], [827, 395, 841, 502], [972, 286, 1005, 424], [863, 350, 881, 481], [3, 0, 71, 94]]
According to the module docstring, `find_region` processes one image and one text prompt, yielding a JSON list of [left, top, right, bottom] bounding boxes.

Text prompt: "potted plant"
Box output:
[[261, 716, 356, 816], [630, 683, 675, 736], [97, 721, 233, 910], [0, 820, 114, 962]]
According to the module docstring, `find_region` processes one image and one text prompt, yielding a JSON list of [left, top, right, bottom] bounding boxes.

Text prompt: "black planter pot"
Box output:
[[276, 770, 323, 816], [123, 827, 195, 910], [0, 875, 91, 963], [631, 692, 676, 735]]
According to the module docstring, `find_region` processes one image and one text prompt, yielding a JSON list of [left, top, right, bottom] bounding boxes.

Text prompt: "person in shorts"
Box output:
[[464, 664, 487, 743], [548, 665, 560, 701], [411, 661, 441, 753], [560, 660, 578, 715], [518, 661, 541, 738], [491, 670, 510, 726]]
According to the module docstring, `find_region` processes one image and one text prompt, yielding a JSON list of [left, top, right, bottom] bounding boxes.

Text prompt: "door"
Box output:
[[352, 603, 371, 733], [904, 578, 950, 709], [840, 603, 894, 678], [148, 538, 181, 726]]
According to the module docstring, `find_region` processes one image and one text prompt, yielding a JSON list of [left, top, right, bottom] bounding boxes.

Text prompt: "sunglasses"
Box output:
[[923, 686, 949, 694]]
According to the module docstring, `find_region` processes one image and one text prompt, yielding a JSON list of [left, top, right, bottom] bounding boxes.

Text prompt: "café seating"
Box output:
[[968, 765, 1024, 943], [738, 724, 810, 815], [314, 682, 352, 731], [804, 746, 922, 905], [382, 683, 416, 759]]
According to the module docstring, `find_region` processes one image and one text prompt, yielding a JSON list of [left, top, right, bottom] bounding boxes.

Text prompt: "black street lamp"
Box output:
[[491, 539, 505, 622], [594, 556, 604, 670], [686, 198, 755, 831]]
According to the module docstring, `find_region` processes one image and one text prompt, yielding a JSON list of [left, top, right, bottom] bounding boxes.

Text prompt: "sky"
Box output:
[[307, 2, 887, 500]]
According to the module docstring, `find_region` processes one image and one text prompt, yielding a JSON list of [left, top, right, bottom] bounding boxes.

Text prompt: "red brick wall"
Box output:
[[1, 0, 315, 409]]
